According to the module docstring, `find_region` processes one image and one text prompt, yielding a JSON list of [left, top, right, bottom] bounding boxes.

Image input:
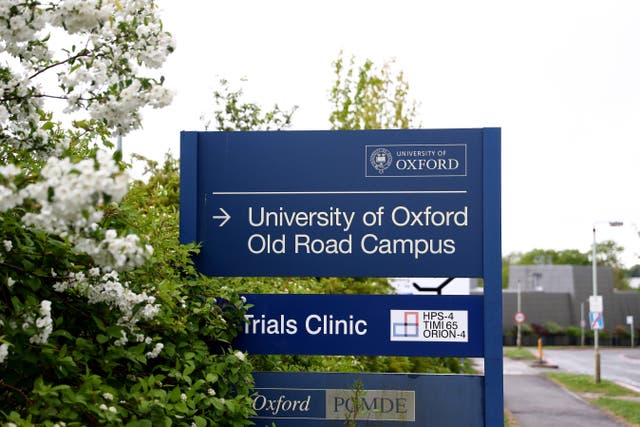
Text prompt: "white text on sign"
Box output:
[[246, 205, 469, 260], [244, 314, 368, 336]]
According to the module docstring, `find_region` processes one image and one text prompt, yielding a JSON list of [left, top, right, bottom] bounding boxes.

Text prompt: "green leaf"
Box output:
[[93, 316, 107, 331], [107, 326, 123, 338], [125, 420, 153, 427], [183, 362, 195, 377], [168, 387, 181, 402]]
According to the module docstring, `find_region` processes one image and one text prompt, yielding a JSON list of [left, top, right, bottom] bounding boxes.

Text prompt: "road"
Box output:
[[541, 347, 640, 390], [498, 348, 640, 427]]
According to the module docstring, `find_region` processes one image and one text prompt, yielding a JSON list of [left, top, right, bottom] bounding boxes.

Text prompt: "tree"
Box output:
[[591, 240, 629, 290], [201, 78, 297, 131], [1, 2, 253, 425], [628, 264, 640, 277], [504, 240, 629, 290], [591, 240, 625, 268], [515, 248, 590, 266], [329, 52, 420, 130]]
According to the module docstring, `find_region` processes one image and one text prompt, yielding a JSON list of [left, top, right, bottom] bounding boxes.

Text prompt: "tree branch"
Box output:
[[0, 379, 33, 406], [28, 49, 90, 80]]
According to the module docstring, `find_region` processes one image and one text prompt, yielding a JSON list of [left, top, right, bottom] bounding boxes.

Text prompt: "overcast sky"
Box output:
[[127, 0, 640, 267]]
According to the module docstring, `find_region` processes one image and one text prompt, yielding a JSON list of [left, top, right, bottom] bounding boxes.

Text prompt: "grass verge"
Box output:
[[546, 372, 640, 426], [503, 347, 537, 360], [504, 408, 521, 427]]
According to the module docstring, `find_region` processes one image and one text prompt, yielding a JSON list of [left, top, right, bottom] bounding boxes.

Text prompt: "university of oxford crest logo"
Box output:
[[370, 147, 392, 174]]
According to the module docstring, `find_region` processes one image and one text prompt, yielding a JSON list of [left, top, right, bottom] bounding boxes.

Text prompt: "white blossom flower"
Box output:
[[234, 351, 246, 362], [208, 388, 216, 396], [114, 330, 128, 347], [50, 0, 112, 34], [0, 164, 17, 180], [145, 342, 163, 359], [180, 393, 187, 401], [0, 105, 8, 124], [102, 392, 114, 401], [52, 268, 160, 350], [0, 343, 9, 363], [20, 152, 131, 247], [29, 300, 53, 344], [7, 277, 15, 288], [0, 164, 24, 213]]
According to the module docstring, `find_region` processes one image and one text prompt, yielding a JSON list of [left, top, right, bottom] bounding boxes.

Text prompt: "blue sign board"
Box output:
[[235, 294, 483, 357], [251, 372, 484, 427], [180, 129, 484, 277], [180, 128, 503, 427]]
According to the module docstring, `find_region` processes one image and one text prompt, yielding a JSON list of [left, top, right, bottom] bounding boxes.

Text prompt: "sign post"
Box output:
[[180, 128, 502, 426]]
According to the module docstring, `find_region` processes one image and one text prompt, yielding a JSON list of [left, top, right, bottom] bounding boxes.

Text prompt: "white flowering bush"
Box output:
[[0, 0, 175, 161], [0, 1, 254, 425]]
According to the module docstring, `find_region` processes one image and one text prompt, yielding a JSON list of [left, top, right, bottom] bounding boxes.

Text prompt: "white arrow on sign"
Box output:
[[212, 208, 231, 227]]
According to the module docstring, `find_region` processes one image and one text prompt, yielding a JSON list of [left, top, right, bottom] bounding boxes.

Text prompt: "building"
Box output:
[[502, 265, 640, 333]]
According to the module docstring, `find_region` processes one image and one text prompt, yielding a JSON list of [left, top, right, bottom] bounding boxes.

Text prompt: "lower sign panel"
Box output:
[[251, 372, 484, 427], [235, 294, 483, 357]]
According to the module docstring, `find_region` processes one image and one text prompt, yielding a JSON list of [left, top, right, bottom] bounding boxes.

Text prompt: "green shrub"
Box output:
[[543, 321, 565, 336], [566, 326, 582, 338]]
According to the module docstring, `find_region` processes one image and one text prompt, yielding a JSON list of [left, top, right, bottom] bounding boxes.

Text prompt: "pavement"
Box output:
[[474, 356, 632, 427]]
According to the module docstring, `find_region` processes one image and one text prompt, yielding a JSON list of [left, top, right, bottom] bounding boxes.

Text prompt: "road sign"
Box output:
[[251, 372, 483, 427], [514, 312, 526, 324], [589, 295, 603, 313], [235, 294, 483, 357], [627, 315, 633, 325], [589, 311, 604, 330]]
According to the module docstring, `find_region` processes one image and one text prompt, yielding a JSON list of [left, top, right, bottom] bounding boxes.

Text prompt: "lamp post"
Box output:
[[592, 220, 623, 384]]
